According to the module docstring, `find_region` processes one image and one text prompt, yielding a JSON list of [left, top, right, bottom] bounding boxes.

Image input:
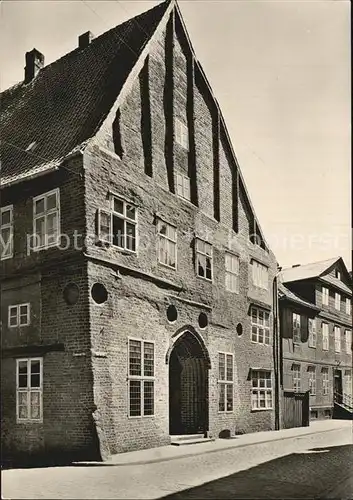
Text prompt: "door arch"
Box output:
[[168, 329, 210, 436]]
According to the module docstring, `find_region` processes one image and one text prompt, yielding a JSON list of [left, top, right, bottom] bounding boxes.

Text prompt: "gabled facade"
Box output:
[[1, 0, 278, 463], [280, 257, 352, 421]]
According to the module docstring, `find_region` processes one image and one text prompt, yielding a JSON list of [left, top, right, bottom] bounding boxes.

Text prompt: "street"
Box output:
[[2, 423, 352, 499]]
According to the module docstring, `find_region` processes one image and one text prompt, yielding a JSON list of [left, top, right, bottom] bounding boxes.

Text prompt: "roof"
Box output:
[[0, 0, 170, 186], [278, 283, 319, 311], [320, 275, 351, 296], [280, 257, 340, 283]]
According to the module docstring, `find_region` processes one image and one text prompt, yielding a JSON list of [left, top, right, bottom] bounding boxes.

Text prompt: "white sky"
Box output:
[[0, 0, 351, 270]]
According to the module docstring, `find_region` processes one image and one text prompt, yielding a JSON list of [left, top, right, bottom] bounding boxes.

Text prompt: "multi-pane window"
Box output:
[[292, 313, 301, 343], [98, 196, 137, 252], [1, 205, 13, 260], [176, 173, 191, 201], [157, 220, 176, 269], [251, 370, 272, 410], [308, 366, 316, 395], [8, 303, 30, 328], [33, 189, 60, 250], [335, 293, 341, 311], [175, 118, 189, 150], [308, 318, 317, 348], [251, 307, 270, 345], [128, 339, 154, 417], [251, 260, 268, 289], [345, 330, 352, 354], [346, 298, 351, 316], [344, 371, 352, 403], [322, 287, 329, 306], [334, 326, 341, 353], [218, 353, 234, 412], [322, 368, 329, 396], [322, 322, 329, 351], [196, 239, 212, 281], [292, 364, 301, 392], [225, 253, 240, 293], [16, 358, 43, 422]]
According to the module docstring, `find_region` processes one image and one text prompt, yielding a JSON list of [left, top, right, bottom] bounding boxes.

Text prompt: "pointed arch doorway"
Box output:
[[168, 329, 210, 436]]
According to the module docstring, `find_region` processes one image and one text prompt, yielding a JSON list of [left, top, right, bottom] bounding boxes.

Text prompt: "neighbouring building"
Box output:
[[279, 257, 352, 424], [0, 0, 279, 463]]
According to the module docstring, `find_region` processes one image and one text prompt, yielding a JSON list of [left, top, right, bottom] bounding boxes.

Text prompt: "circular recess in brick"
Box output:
[[63, 282, 80, 305], [198, 312, 208, 329], [167, 304, 178, 323], [236, 323, 243, 336], [91, 283, 108, 304]]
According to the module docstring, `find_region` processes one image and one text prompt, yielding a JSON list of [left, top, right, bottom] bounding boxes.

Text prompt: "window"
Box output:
[[322, 322, 329, 351], [128, 339, 154, 417], [334, 292, 341, 311], [345, 330, 352, 354], [225, 253, 240, 293], [98, 196, 137, 252], [346, 298, 351, 316], [292, 364, 301, 392], [196, 239, 212, 281], [344, 371, 352, 402], [157, 220, 176, 269], [251, 307, 270, 345], [251, 260, 268, 289], [308, 318, 317, 348], [335, 270, 341, 280], [8, 303, 30, 328], [218, 353, 234, 412], [1, 205, 13, 260], [322, 368, 329, 396], [322, 287, 329, 306], [16, 358, 43, 422], [334, 326, 341, 353], [175, 118, 188, 150], [251, 370, 272, 410], [292, 313, 301, 343], [308, 366, 316, 395], [176, 173, 190, 201], [33, 189, 60, 250]]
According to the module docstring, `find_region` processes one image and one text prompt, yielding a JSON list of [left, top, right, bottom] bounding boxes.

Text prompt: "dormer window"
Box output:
[[335, 270, 341, 280]]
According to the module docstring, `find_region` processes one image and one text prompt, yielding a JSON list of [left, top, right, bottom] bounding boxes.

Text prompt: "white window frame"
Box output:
[[345, 330, 352, 354], [292, 364, 301, 392], [8, 303, 31, 328], [127, 338, 155, 418], [195, 239, 213, 282], [322, 322, 329, 351], [176, 173, 191, 201], [251, 260, 268, 290], [292, 313, 301, 343], [225, 253, 240, 293], [1, 205, 14, 260], [322, 287, 329, 306], [251, 307, 270, 345], [218, 352, 234, 413], [16, 357, 43, 423], [334, 292, 341, 311], [334, 326, 341, 353], [157, 219, 177, 270], [322, 368, 329, 396], [32, 189, 60, 251], [345, 298, 351, 316], [175, 118, 189, 150], [308, 366, 316, 395], [308, 318, 317, 348], [335, 270, 341, 280], [251, 370, 273, 410], [344, 370, 352, 402]]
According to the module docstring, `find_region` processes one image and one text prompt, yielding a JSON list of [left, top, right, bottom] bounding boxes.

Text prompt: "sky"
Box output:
[[0, 0, 351, 270]]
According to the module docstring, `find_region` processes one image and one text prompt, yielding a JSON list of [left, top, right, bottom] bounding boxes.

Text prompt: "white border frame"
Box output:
[[195, 238, 213, 282], [32, 188, 61, 252], [8, 303, 31, 328], [0, 204, 14, 260], [127, 338, 155, 419], [217, 351, 234, 414], [156, 218, 177, 271], [16, 357, 43, 423], [250, 369, 273, 411]]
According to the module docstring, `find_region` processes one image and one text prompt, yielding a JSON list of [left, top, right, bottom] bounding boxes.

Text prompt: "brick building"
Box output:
[[279, 257, 352, 423], [1, 0, 278, 463]]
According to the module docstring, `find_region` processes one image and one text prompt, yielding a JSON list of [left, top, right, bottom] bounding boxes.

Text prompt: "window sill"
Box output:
[[158, 261, 177, 271], [16, 419, 43, 424], [308, 345, 317, 349], [31, 242, 59, 253], [218, 410, 234, 414], [127, 414, 155, 420], [197, 275, 213, 283], [95, 240, 137, 255], [251, 341, 271, 346], [0, 255, 13, 261], [251, 408, 273, 412]]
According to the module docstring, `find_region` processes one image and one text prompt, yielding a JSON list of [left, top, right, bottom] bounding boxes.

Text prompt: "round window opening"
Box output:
[[167, 304, 178, 323], [91, 283, 108, 304], [236, 323, 243, 336], [198, 312, 208, 329], [63, 282, 80, 305]]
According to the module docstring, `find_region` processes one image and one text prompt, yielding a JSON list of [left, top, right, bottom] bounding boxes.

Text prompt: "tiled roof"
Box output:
[[278, 283, 319, 311], [0, 1, 170, 187], [280, 257, 340, 283]]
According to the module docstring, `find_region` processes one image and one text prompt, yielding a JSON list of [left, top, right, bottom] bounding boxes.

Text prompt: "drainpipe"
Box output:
[[273, 269, 282, 430]]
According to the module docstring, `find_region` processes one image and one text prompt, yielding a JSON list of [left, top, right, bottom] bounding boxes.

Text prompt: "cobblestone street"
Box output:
[[2, 422, 352, 499]]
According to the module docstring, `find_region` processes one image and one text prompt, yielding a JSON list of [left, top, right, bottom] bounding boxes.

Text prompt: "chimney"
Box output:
[[78, 31, 94, 49], [24, 49, 44, 83], [292, 264, 301, 268]]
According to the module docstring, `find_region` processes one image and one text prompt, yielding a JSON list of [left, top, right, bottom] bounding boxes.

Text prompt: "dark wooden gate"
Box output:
[[282, 391, 309, 429]]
